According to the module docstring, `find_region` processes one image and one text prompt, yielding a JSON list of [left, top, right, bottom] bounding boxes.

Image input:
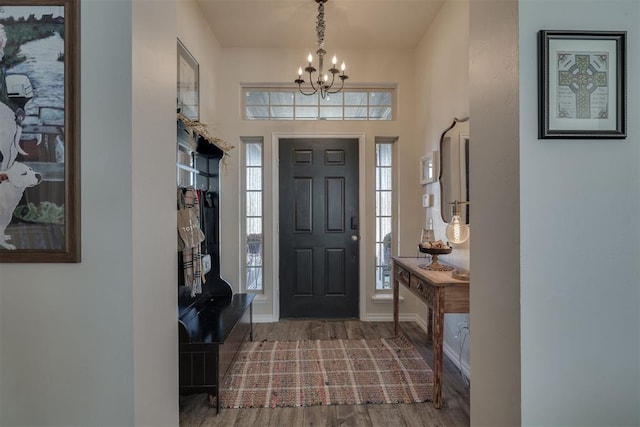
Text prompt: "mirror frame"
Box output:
[[438, 116, 470, 224], [420, 151, 437, 185]]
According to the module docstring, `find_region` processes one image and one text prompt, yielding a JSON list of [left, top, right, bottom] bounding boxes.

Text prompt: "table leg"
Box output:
[[433, 289, 445, 409], [427, 307, 433, 342], [250, 303, 254, 342], [393, 263, 399, 336]]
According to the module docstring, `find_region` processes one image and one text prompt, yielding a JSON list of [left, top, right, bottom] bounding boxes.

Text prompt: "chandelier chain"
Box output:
[[316, 1, 325, 49], [294, 0, 349, 99]]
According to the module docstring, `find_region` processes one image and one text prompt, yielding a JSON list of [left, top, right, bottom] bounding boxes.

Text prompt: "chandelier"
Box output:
[[295, 0, 348, 99]]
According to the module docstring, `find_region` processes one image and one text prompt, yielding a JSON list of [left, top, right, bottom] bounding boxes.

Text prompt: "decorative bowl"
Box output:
[[418, 245, 452, 255], [418, 244, 453, 271]]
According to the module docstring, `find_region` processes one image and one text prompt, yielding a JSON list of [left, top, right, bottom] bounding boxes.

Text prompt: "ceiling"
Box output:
[[195, 0, 446, 49]]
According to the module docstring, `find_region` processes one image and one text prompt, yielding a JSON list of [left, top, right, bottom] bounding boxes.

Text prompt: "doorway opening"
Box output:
[[271, 133, 366, 320]]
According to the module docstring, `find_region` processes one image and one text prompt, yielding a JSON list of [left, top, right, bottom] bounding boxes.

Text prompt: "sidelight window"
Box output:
[[375, 141, 394, 290], [242, 138, 263, 292]]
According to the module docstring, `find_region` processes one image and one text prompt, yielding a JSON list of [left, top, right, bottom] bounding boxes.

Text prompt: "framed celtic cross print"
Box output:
[[538, 30, 626, 139]]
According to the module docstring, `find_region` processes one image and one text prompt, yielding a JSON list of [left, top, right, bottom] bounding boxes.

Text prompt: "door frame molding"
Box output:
[[271, 132, 367, 320]]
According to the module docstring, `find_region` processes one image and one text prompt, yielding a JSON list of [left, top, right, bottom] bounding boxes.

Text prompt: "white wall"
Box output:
[[414, 0, 471, 376], [132, 0, 178, 425], [0, 0, 179, 425], [519, 1, 640, 425], [177, 0, 221, 126], [209, 46, 424, 321], [469, 0, 521, 425]]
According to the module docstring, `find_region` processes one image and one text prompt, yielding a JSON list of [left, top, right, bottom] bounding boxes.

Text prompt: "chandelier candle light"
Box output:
[[295, 0, 348, 99]]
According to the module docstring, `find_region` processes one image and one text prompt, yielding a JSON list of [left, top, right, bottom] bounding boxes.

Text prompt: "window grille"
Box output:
[[243, 139, 263, 291], [244, 88, 393, 121], [375, 141, 394, 290]]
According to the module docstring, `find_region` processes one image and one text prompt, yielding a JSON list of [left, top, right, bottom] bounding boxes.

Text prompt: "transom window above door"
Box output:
[[242, 87, 394, 121]]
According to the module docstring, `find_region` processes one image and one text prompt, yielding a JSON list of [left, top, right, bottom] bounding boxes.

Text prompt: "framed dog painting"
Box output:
[[0, 0, 80, 263]]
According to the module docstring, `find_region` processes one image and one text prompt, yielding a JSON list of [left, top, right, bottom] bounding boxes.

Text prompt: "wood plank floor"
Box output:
[[179, 320, 470, 427]]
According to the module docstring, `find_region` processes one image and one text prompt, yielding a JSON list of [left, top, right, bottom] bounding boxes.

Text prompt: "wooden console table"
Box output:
[[392, 256, 469, 409]]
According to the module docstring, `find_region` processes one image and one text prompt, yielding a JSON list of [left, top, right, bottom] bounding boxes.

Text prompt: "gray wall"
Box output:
[[0, 0, 179, 425], [0, 0, 135, 424], [519, 1, 640, 425], [470, 2, 640, 424]]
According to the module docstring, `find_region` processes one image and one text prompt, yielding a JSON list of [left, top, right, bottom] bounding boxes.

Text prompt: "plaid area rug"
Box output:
[[220, 335, 433, 409]]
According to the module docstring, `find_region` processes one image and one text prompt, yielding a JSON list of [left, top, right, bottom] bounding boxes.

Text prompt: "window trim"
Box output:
[[240, 136, 264, 293], [374, 137, 398, 293]]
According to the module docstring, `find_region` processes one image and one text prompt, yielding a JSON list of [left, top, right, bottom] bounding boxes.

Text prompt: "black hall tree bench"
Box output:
[[178, 293, 254, 414], [176, 120, 255, 414]]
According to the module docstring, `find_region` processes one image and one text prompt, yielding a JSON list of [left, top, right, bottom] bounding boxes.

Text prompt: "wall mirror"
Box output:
[[439, 117, 470, 224], [420, 151, 438, 185]]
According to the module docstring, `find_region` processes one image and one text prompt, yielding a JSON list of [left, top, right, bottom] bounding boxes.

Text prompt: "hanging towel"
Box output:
[[178, 189, 205, 249], [178, 187, 205, 296]]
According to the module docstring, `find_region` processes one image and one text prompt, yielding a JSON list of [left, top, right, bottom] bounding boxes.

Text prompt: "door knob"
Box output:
[[351, 234, 359, 242]]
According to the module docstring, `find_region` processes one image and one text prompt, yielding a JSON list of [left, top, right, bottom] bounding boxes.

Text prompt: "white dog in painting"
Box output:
[[0, 101, 25, 172], [0, 24, 27, 174], [0, 162, 42, 250]]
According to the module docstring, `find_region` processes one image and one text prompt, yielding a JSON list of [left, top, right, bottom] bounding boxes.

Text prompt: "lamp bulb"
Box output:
[[445, 215, 469, 244], [307, 53, 313, 63], [341, 62, 346, 71], [332, 55, 337, 65]]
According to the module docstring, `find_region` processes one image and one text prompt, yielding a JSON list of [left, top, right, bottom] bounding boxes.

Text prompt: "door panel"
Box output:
[[294, 249, 313, 295], [279, 138, 359, 319], [294, 178, 312, 232], [325, 248, 345, 295], [325, 177, 345, 232]]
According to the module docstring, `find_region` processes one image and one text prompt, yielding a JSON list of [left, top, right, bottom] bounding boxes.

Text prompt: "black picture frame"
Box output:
[[538, 30, 626, 139], [0, 0, 81, 263]]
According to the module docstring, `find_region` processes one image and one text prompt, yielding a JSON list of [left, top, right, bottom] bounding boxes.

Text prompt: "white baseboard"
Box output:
[[360, 313, 414, 322], [413, 312, 429, 332], [253, 313, 415, 323], [416, 316, 471, 381], [253, 314, 276, 323], [377, 312, 471, 381], [443, 340, 471, 380]]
